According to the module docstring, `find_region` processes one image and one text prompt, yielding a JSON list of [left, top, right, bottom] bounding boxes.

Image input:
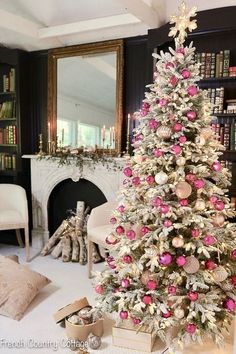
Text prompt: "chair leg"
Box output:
[[24, 227, 30, 262], [16, 229, 24, 248], [87, 239, 93, 279]]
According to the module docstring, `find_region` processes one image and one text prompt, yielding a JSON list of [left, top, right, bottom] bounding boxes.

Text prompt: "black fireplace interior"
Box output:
[[48, 178, 107, 236]]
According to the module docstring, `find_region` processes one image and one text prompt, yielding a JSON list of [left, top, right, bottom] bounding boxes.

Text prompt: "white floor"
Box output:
[[0, 244, 235, 354]]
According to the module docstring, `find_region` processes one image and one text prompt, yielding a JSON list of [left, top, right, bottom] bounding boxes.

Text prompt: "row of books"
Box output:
[[0, 99, 16, 119], [2, 68, 15, 93], [206, 87, 224, 114], [0, 153, 16, 170], [0, 125, 17, 145], [211, 121, 236, 150], [195, 50, 230, 78]]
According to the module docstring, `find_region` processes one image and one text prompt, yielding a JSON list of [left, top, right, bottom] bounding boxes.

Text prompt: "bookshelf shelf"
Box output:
[[0, 117, 16, 121], [199, 76, 236, 84], [0, 144, 17, 147], [0, 91, 15, 96], [214, 113, 236, 118]]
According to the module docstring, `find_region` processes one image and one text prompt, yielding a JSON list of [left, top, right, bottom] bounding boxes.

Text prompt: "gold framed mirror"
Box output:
[[48, 39, 123, 154]]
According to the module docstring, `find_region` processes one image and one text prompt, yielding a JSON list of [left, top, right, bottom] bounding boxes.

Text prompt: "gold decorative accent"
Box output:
[[169, 0, 197, 46]]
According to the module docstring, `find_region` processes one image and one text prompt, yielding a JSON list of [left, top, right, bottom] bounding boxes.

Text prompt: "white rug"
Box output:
[[0, 244, 235, 354]]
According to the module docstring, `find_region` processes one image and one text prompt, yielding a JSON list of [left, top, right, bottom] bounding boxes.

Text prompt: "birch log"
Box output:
[[41, 220, 68, 256], [62, 235, 71, 262], [51, 239, 63, 258], [71, 233, 80, 262]]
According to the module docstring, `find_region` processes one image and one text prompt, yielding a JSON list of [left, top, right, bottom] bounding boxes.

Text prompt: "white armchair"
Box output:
[[87, 200, 117, 278], [0, 184, 30, 261]]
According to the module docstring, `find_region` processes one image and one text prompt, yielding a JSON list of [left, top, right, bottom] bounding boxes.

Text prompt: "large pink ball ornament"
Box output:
[[212, 161, 222, 172], [212, 213, 225, 226], [171, 145, 182, 155], [181, 69, 191, 79], [187, 85, 198, 96], [159, 252, 173, 266], [175, 181, 192, 199], [123, 167, 132, 177], [160, 204, 170, 214], [153, 148, 163, 157], [214, 200, 225, 211], [105, 234, 118, 245], [176, 47, 185, 55], [132, 176, 140, 186], [180, 198, 188, 206], [147, 279, 158, 290], [152, 196, 162, 207], [126, 229, 136, 240], [205, 260, 217, 270], [141, 109, 148, 117], [123, 255, 133, 264], [183, 256, 200, 274], [95, 284, 104, 294], [141, 226, 151, 235], [110, 217, 117, 224], [146, 175, 155, 185], [185, 173, 196, 182], [149, 118, 158, 130], [169, 75, 178, 86], [191, 229, 200, 238], [179, 136, 187, 144], [166, 62, 175, 69], [164, 219, 172, 228], [176, 256, 186, 266], [186, 110, 197, 121], [231, 249, 236, 260], [142, 102, 150, 110], [106, 256, 116, 269], [121, 278, 130, 288], [186, 323, 197, 334], [162, 310, 172, 318], [143, 295, 152, 305], [231, 276, 236, 286], [118, 205, 125, 213], [119, 311, 128, 320], [188, 291, 198, 302], [173, 122, 183, 132], [156, 125, 172, 140], [159, 98, 168, 107], [132, 318, 141, 325], [116, 226, 124, 234], [194, 179, 205, 189], [168, 285, 177, 295], [223, 298, 236, 312], [203, 234, 216, 246]]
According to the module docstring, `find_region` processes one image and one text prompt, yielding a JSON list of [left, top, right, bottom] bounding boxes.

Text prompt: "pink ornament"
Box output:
[[231, 276, 236, 286], [212, 161, 222, 172], [181, 69, 191, 79], [159, 98, 168, 107], [121, 278, 130, 288], [143, 295, 152, 305], [110, 217, 117, 224], [168, 285, 177, 295], [135, 133, 143, 141], [191, 229, 200, 238], [205, 260, 217, 270], [169, 75, 178, 86], [171, 145, 182, 155], [194, 179, 205, 189], [186, 323, 197, 334], [162, 310, 172, 318], [142, 102, 150, 110], [164, 219, 172, 228], [203, 234, 216, 246], [106, 256, 116, 269], [152, 196, 162, 207], [126, 229, 136, 240], [116, 226, 124, 235], [186, 110, 197, 121], [210, 196, 218, 204], [159, 252, 173, 265], [123, 167, 132, 177], [176, 256, 186, 266], [146, 175, 155, 185], [132, 176, 140, 186], [147, 279, 158, 290], [231, 249, 236, 259], [153, 148, 163, 157], [188, 291, 198, 302], [123, 255, 132, 264], [160, 204, 170, 214], [185, 173, 196, 182], [176, 47, 185, 55], [119, 311, 128, 320], [105, 234, 118, 245], [149, 118, 158, 130], [179, 135, 187, 143], [187, 85, 198, 96], [95, 284, 104, 294], [214, 200, 225, 211], [173, 122, 183, 132], [180, 199, 188, 206], [166, 62, 175, 69], [118, 205, 125, 213], [223, 298, 236, 312], [141, 110, 148, 117], [132, 318, 141, 325], [114, 287, 121, 293], [141, 226, 150, 235]]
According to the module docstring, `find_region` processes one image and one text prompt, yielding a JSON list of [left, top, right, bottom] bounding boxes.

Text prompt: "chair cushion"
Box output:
[[0, 210, 24, 225], [88, 224, 114, 248], [0, 256, 51, 320]]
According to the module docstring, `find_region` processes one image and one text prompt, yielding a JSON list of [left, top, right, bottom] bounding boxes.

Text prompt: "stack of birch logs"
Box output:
[[41, 201, 102, 264]]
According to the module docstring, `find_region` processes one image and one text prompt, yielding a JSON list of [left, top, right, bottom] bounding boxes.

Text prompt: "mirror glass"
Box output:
[[48, 40, 123, 153]]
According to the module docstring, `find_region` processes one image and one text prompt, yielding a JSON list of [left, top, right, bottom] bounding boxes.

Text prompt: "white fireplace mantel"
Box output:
[[23, 155, 125, 249]]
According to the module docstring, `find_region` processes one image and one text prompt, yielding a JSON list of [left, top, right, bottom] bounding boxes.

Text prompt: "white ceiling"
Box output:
[[0, 0, 235, 51]]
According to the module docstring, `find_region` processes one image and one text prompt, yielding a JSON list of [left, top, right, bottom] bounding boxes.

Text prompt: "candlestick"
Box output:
[[38, 133, 44, 155], [112, 126, 115, 149], [48, 122, 51, 142], [124, 114, 131, 157], [61, 128, 64, 146], [127, 113, 131, 136]]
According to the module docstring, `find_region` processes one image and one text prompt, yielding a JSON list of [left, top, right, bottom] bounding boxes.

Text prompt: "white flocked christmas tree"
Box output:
[[95, 0, 236, 349]]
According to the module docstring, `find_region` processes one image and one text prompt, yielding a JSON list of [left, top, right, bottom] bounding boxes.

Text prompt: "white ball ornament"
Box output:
[[195, 135, 206, 146], [194, 199, 206, 211], [175, 181, 192, 199], [212, 214, 225, 226], [155, 171, 168, 185], [174, 308, 185, 319], [200, 128, 213, 140], [212, 266, 228, 283], [176, 157, 186, 166], [172, 236, 184, 248], [156, 125, 172, 140], [183, 256, 200, 274]]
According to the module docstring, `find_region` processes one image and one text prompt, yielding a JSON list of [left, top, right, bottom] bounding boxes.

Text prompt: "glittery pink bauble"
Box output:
[[143, 295, 152, 305], [180, 199, 188, 206], [203, 234, 216, 246], [186, 323, 197, 334], [121, 278, 130, 288], [214, 200, 225, 211], [147, 279, 158, 290], [186, 110, 197, 121], [123, 167, 132, 177], [149, 118, 158, 129], [194, 179, 205, 189], [212, 161, 222, 172], [159, 252, 173, 265], [159, 98, 167, 107], [116, 226, 124, 234], [188, 291, 198, 301], [141, 226, 150, 235], [142, 102, 150, 110], [182, 69, 191, 79], [114, 287, 121, 293], [179, 136, 187, 143], [123, 255, 132, 264], [210, 196, 218, 204], [141, 109, 148, 117], [231, 249, 236, 259], [160, 204, 170, 214], [169, 75, 178, 86], [166, 62, 175, 69], [153, 148, 163, 157], [105, 234, 118, 245], [187, 85, 198, 96], [132, 176, 140, 186], [176, 256, 186, 266], [162, 310, 172, 318], [107, 256, 116, 269], [231, 276, 236, 286], [191, 229, 200, 238], [173, 122, 183, 132], [152, 196, 162, 207], [118, 205, 125, 213], [164, 219, 172, 228], [223, 298, 236, 312], [168, 285, 177, 295], [95, 285, 104, 294], [185, 173, 196, 182], [119, 311, 128, 320], [135, 133, 143, 141], [110, 217, 117, 224], [146, 175, 155, 185], [176, 47, 185, 54], [171, 144, 182, 155], [132, 318, 141, 325], [205, 260, 217, 270], [126, 229, 136, 240]]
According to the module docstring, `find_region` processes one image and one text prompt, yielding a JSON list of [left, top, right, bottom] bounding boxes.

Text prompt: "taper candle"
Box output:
[[127, 114, 131, 136], [48, 122, 51, 142]]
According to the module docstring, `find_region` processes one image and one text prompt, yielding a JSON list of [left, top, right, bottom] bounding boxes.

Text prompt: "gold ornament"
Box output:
[[174, 308, 185, 319], [200, 128, 213, 140], [194, 199, 206, 211], [141, 270, 152, 285], [176, 157, 186, 166], [155, 171, 168, 185], [175, 181, 192, 199], [212, 214, 225, 226], [183, 256, 200, 274], [212, 266, 228, 283], [172, 236, 184, 248], [156, 126, 172, 140]]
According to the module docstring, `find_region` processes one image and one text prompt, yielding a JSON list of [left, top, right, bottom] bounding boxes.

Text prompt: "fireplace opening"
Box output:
[[48, 178, 107, 236]]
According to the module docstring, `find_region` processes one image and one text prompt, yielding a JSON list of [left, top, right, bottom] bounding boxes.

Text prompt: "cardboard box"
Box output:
[[112, 325, 155, 352], [54, 297, 103, 341]]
